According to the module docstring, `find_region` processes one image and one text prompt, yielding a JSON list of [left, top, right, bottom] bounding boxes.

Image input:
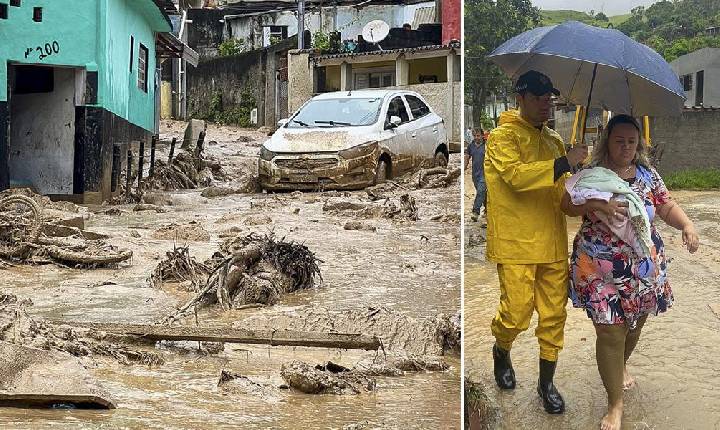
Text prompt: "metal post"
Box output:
[[150, 135, 157, 177], [298, 0, 305, 49], [138, 140, 145, 188], [169, 137, 176, 163], [125, 150, 132, 200]]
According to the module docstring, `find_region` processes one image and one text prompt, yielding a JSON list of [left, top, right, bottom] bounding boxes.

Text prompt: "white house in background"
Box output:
[[223, 1, 437, 51], [671, 47, 720, 107]]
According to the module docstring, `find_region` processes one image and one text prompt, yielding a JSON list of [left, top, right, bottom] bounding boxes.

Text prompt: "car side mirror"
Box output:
[[277, 118, 288, 127], [388, 116, 402, 128]]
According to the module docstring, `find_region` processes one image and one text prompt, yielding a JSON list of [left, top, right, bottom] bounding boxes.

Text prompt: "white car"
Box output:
[[258, 89, 449, 190]]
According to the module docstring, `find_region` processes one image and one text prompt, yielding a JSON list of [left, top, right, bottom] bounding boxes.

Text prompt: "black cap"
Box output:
[[514, 70, 560, 96]]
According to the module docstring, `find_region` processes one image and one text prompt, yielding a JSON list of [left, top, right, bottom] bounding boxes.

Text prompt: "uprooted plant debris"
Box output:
[[158, 233, 322, 322], [0, 192, 132, 267], [0, 294, 162, 366], [411, 167, 461, 189]]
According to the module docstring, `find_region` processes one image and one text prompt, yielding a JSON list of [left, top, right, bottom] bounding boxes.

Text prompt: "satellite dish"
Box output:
[[362, 20, 390, 44]]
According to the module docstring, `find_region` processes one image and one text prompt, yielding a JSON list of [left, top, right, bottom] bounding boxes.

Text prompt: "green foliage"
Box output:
[[616, 0, 720, 61], [663, 168, 720, 190], [540, 10, 618, 27], [219, 38, 244, 57], [199, 89, 257, 127], [312, 31, 330, 52], [464, 0, 541, 125]]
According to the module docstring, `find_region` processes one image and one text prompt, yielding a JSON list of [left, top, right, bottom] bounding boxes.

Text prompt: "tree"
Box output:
[[595, 12, 609, 22], [464, 0, 540, 126]]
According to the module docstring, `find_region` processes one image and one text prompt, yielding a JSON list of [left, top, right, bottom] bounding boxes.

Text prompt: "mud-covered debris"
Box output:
[[430, 213, 461, 223], [244, 214, 272, 226], [0, 296, 162, 366], [409, 168, 461, 189], [343, 221, 377, 232], [151, 223, 211, 242], [0, 341, 117, 409], [157, 340, 224, 355], [217, 370, 283, 401], [149, 246, 211, 290], [238, 307, 460, 356], [280, 361, 376, 395], [133, 204, 167, 213], [323, 195, 418, 221], [163, 233, 322, 322], [201, 186, 237, 198], [141, 192, 173, 207], [392, 356, 449, 372], [103, 208, 124, 216], [1, 195, 131, 267]]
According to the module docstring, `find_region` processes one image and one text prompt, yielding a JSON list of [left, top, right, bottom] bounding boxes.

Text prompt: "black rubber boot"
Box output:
[[492, 344, 516, 389], [537, 358, 565, 414]]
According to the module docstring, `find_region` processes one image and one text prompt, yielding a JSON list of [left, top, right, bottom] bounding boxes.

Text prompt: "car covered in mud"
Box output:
[[259, 90, 449, 190]]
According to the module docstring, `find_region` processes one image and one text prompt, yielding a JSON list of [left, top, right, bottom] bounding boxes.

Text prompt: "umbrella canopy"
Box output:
[[488, 21, 686, 117]]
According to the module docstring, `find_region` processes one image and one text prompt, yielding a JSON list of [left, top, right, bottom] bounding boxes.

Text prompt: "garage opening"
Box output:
[[8, 65, 77, 195]]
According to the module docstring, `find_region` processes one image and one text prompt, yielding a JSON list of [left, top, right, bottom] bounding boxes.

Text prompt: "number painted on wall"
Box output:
[[23, 41, 60, 61]]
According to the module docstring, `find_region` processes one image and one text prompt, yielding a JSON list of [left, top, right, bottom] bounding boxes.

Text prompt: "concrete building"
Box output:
[[0, 0, 196, 202], [671, 47, 720, 107]]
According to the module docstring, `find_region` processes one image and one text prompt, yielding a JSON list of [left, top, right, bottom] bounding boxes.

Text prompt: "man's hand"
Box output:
[[566, 144, 589, 167]]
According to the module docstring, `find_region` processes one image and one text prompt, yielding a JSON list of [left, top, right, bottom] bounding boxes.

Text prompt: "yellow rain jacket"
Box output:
[[484, 110, 568, 264]]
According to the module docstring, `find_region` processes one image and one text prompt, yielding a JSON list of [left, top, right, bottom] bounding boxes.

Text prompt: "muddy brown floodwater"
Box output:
[[464, 170, 720, 430], [0, 121, 461, 429]]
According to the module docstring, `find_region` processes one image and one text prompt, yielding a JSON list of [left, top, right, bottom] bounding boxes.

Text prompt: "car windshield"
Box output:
[[287, 98, 382, 128]]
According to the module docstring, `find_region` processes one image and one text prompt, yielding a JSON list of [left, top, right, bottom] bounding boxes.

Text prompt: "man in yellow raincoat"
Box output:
[[484, 70, 588, 414]]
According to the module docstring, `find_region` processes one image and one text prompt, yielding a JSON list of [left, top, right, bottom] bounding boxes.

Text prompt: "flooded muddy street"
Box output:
[[0, 121, 461, 429], [464, 171, 720, 429]]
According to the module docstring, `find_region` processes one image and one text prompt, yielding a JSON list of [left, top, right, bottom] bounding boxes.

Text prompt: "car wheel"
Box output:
[[375, 159, 388, 184], [434, 151, 448, 168]]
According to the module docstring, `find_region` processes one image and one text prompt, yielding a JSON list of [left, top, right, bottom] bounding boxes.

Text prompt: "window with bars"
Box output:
[[138, 43, 148, 92]]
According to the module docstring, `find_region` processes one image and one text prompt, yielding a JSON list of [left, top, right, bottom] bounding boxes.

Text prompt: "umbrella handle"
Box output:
[[580, 63, 599, 146]]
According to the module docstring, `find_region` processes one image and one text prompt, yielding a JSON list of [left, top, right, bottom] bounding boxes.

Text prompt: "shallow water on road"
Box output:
[[464, 184, 720, 429]]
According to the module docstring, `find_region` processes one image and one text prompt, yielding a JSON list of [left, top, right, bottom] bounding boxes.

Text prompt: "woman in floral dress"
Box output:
[[561, 114, 699, 430]]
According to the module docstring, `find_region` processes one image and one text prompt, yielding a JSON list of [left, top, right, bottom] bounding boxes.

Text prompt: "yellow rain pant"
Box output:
[[491, 260, 569, 362]]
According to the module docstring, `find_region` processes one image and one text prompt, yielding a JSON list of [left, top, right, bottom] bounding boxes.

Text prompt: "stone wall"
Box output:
[[553, 108, 720, 175], [186, 39, 295, 127], [649, 110, 720, 175]]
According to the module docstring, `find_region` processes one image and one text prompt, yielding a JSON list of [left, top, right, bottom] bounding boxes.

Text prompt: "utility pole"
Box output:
[[298, 0, 305, 49]]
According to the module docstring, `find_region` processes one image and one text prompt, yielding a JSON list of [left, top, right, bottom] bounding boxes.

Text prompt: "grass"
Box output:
[[663, 168, 720, 190], [540, 10, 630, 28]]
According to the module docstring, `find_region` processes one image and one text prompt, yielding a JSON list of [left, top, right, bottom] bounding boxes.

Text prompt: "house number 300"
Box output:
[[24, 41, 60, 61]]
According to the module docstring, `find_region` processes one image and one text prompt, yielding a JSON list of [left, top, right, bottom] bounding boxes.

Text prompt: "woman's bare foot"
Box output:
[[600, 403, 623, 430], [623, 366, 636, 390]]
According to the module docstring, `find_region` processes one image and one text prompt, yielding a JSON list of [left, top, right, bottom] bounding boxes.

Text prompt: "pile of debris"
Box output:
[[155, 233, 322, 322], [0, 294, 162, 366], [0, 191, 132, 267]]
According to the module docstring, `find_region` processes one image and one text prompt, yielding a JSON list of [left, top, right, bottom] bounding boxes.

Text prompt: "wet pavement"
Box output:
[[0, 121, 461, 429], [464, 170, 720, 430]]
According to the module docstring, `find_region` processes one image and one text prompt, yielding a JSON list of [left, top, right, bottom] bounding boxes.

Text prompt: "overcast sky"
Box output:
[[532, 0, 660, 16]]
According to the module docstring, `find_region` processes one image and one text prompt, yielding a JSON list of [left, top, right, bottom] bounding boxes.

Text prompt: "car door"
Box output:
[[383, 95, 413, 174], [405, 94, 440, 158]]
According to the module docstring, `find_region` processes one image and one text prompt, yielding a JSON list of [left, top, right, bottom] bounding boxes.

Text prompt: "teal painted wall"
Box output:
[[0, 0, 170, 132], [100, 0, 170, 131], [0, 0, 100, 102]]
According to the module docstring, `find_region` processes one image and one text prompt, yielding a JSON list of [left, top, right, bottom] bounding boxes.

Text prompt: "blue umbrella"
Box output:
[[488, 21, 685, 117]]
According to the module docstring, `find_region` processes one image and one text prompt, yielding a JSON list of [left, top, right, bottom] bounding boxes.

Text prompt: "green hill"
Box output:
[[541, 10, 630, 28]]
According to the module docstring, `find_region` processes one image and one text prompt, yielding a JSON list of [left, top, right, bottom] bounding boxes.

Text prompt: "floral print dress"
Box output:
[[569, 165, 673, 328]]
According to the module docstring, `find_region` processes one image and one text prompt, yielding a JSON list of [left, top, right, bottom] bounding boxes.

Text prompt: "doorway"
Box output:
[[8, 64, 77, 195]]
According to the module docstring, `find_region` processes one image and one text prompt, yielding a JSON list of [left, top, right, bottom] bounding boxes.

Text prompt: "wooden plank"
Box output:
[[55, 322, 381, 351]]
